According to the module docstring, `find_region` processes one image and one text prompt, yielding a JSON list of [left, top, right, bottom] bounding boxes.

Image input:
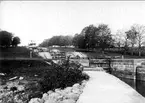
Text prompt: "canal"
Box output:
[[119, 77, 145, 97]]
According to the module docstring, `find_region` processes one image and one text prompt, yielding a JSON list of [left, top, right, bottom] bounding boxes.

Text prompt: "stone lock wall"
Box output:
[[88, 59, 145, 81], [111, 59, 145, 81]]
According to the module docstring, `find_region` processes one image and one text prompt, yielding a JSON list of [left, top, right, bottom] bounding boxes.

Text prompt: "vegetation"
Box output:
[[0, 46, 40, 58], [0, 30, 21, 47], [39, 23, 145, 57], [0, 60, 51, 74], [39, 59, 89, 92], [0, 59, 89, 102], [39, 35, 73, 47], [73, 24, 113, 51], [12, 36, 21, 47]]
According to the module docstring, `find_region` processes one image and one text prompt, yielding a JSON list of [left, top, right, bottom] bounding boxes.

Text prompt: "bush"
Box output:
[[39, 59, 89, 93]]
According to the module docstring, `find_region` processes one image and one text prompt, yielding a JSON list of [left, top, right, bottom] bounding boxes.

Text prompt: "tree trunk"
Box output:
[[139, 50, 141, 57], [138, 43, 141, 57], [131, 51, 133, 56], [131, 44, 134, 56]]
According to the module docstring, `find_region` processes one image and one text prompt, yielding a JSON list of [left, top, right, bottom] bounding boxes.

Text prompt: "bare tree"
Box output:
[[114, 30, 124, 48], [116, 30, 129, 49], [131, 24, 145, 56]]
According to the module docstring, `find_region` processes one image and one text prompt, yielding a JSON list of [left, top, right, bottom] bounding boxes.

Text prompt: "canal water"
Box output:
[[119, 78, 145, 97]]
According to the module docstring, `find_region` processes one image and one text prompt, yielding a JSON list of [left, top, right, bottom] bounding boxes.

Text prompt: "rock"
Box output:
[[80, 80, 87, 88], [44, 98, 57, 103], [49, 92, 61, 100], [56, 95, 64, 101], [19, 77, 24, 80], [29, 98, 42, 103], [17, 85, 25, 91], [63, 87, 72, 94], [60, 99, 76, 103], [42, 93, 49, 101], [65, 92, 79, 101], [55, 89, 61, 93], [47, 90, 53, 95], [73, 83, 80, 89], [72, 88, 80, 94]]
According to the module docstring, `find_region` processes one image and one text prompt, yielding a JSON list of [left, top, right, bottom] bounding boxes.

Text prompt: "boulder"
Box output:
[[65, 92, 79, 101], [55, 89, 62, 95], [47, 90, 53, 95], [29, 98, 42, 103], [60, 99, 76, 103], [73, 83, 80, 89], [63, 87, 72, 94], [17, 85, 25, 91], [42, 93, 49, 101], [44, 98, 57, 103], [49, 92, 61, 100], [72, 88, 80, 94]]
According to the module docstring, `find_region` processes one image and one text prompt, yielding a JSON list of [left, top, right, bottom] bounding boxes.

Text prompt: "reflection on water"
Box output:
[[119, 78, 145, 97]]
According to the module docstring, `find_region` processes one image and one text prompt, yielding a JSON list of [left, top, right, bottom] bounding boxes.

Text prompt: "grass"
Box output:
[[0, 60, 51, 75], [0, 46, 41, 58]]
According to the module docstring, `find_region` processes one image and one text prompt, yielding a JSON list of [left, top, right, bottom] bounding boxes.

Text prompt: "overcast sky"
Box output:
[[1, 1, 145, 45]]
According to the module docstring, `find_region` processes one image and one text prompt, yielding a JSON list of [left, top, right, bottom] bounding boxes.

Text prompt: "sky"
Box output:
[[1, 1, 145, 46]]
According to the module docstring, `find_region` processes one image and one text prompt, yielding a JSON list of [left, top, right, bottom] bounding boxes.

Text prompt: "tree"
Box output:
[[12, 36, 21, 47], [95, 24, 113, 52], [117, 30, 130, 53], [82, 25, 97, 49], [74, 24, 113, 51], [114, 31, 124, 48], [0, 31, 13, 47], [72, 34, 85, 49], [63, 35, 73, 46], [125, 27, 137, 55], [72, 33, 79, 47], [39, 39, 50, 47], [39, 35, 73, 47], [131, 24, 145, 56]]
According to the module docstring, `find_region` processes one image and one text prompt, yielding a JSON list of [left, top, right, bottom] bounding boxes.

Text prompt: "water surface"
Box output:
[[119, 78, 145, 97]]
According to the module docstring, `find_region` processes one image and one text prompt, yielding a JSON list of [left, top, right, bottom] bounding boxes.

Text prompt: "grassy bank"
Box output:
[[0, 46, 41, 58]]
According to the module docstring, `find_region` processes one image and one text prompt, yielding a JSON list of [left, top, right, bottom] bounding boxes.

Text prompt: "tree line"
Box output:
[[39, 23, 145, 56], [39, 35, 73, 47], [39, 24, 114, 51], [0, 30, 21, 48], [114, 24, 145, 56]]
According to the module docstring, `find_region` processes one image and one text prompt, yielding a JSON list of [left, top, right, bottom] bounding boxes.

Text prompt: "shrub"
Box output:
[[39, 59, 89, 93]]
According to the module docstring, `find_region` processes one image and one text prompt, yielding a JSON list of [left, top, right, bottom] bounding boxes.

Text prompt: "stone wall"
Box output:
[[89, 59, 145, 81], [111, 59, 145, 81]]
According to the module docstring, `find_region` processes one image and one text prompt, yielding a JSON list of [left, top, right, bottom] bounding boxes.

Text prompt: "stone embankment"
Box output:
[[29, 80, 87, 103]]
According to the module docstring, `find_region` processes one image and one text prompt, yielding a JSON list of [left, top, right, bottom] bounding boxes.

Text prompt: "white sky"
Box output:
[[1, 1, 145, 46]]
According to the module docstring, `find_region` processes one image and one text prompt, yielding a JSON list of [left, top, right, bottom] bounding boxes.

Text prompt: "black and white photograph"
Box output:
[[1, 0, 145, 103]]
